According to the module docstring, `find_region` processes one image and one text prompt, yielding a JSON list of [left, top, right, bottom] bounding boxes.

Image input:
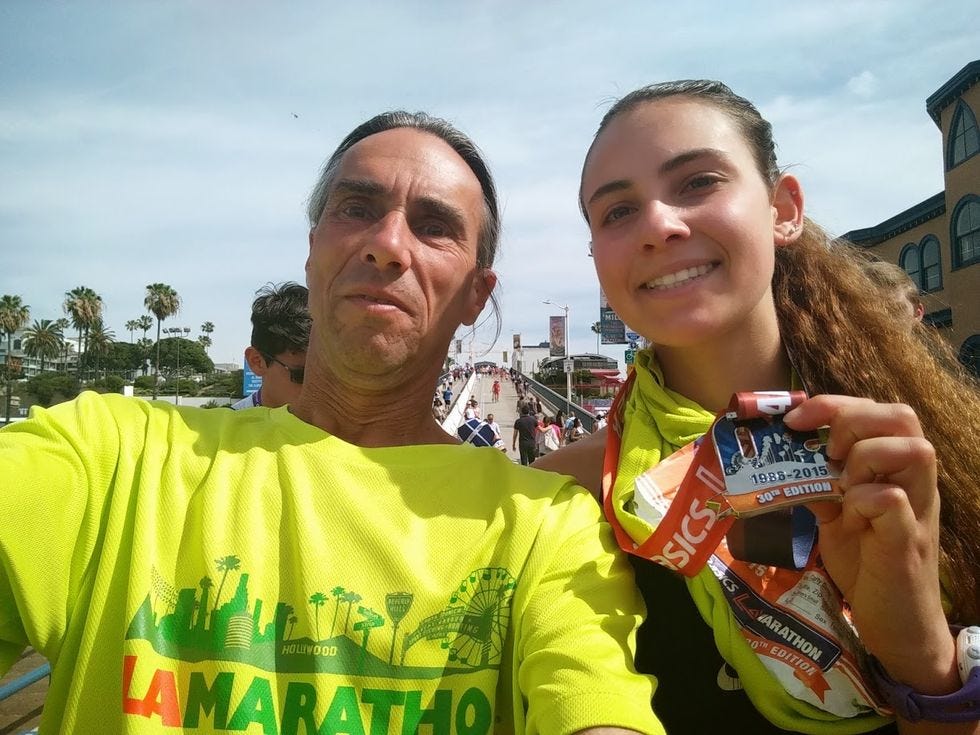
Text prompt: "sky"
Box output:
[[1, 1, 977, 371]]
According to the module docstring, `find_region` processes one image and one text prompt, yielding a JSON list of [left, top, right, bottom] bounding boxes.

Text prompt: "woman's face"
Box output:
[[581, 98, 785, 349]]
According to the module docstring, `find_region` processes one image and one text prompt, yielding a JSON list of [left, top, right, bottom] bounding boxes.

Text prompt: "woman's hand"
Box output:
[[784, 395, 959, 699]]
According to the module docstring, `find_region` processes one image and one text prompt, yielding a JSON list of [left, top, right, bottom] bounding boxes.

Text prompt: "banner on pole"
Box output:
[[549, 316, 566, 357]]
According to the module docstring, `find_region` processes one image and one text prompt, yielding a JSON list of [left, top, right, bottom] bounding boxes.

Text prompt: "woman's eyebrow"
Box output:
[[586, 179, 631, 207], [659, 147, 727, 174], [586, 147, 729, 206]]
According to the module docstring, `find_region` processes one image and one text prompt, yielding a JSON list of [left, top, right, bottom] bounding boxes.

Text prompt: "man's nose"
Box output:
[[361, 211, 412, 272], [640, 200, 689, 249]]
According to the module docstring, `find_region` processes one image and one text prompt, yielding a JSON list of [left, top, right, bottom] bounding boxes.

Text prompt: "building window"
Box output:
[[899, 237, 943, 291], [924, 308, 952, 328], [951, 196, 980, 268], [960, 335, 980, 378], [947, 101, 980, 170], [920, 236, 943, 291], [900, 243, 921, 288]]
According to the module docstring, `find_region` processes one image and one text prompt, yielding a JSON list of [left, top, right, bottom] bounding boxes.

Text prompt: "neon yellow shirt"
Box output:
[[0, 392, 662, 735]]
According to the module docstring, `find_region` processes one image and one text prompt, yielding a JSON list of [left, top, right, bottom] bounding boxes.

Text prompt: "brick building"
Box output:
[[844, 60, 980, 376]]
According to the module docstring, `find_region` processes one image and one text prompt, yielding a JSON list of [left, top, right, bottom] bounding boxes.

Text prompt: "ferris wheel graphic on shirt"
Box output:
[[126, 560, 517, 679]]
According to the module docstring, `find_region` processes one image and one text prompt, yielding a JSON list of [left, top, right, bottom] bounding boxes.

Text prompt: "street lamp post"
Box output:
[[166, 327, 191, 406], [543, 299, 572, 417]]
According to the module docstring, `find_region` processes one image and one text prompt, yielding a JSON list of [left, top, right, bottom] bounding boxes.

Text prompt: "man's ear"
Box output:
[[305, 230, 314, 275], [772, 174, 804, 246], [245, 346, 268, 376], [461, 269, 498, 327]]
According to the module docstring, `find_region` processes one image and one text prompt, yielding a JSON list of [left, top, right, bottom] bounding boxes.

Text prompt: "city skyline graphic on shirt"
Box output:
[[126, 557, 517, 680]]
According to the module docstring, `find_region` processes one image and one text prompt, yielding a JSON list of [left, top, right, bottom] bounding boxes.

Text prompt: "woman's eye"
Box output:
[[602, 205, 634, 224], [685, 175, 719, 192]]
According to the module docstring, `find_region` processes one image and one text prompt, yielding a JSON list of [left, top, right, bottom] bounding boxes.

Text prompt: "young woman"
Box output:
[[536, 414, 561, 456], [536, 80, 980, 734]]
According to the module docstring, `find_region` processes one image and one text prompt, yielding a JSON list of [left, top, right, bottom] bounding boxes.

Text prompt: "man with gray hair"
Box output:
[[0, 112, 663, 734]]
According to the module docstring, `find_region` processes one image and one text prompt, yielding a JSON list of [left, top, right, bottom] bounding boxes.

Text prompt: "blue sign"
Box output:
[[243, 359, 263, 394]]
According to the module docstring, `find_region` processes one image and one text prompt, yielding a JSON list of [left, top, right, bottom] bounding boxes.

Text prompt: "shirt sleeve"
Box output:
[[517, 484, 665, 735], [0, 394, 126, 675]]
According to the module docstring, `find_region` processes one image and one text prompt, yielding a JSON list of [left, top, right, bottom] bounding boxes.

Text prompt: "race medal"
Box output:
[[630, 433, 734, 577], [611, 384, 841, 576], [710, 391, 842, 518]]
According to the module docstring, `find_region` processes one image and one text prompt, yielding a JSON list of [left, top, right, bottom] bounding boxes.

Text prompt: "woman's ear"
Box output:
[[772, 174, 804, 246]]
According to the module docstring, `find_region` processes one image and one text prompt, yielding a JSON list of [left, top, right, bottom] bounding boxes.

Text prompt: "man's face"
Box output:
[[245, 346, 306, 408], [306, 128, 495, 384]]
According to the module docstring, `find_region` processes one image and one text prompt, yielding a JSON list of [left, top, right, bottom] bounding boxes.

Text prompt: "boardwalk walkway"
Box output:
[[456, 371, 523, 463]]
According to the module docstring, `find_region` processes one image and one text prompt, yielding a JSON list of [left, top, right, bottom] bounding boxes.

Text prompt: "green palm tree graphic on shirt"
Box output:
[[126, 559, 517, 678], [308, 592, 328, 640]]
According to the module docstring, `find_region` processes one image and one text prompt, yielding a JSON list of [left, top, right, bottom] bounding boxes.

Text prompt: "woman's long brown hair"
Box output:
[[775, 221, 980, 622]]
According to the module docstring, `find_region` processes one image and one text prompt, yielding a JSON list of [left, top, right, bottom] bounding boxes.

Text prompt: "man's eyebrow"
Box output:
[[585, 148, 728, 207], [415, 196, 469, 234], [327, 179, 469, 233], [328, 178, 386, 199]]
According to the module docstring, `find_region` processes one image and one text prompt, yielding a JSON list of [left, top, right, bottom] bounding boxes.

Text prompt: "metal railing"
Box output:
[[514, 372, 598, 432], [0, 660, 50, 702]]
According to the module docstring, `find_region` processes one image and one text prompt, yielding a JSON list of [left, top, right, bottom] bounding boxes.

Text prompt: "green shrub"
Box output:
[[25, 373, 80, 407], [133, 375, 157, 391], [90, 375, 125, 394]]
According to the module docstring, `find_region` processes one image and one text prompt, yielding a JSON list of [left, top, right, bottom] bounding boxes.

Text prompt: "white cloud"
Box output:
[[0, 1, 974, 366], [847, 70, 878, 98]]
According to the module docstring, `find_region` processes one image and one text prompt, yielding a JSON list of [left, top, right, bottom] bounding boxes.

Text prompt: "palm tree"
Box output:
[[211, 554, 241, 621], [0, 295, 31, 425], [200, 321, 214, 353], [86, 319, 115, 379], [197, 335, 212, 352], [144, 283, 181, 399], [125, 319, 140, 343], [137, 314, 153, 340], [23, 319, 63, 373], [287, 615, 298, 640], [308, 592, 328, 640], [341, 590, 362, 634], [0, 295, 31, 363], [53, 318, 71, 372], [63, 286, 103, 378], [590, 321, 601, 354], [136, 314, 154, 376], [330, 586, 345, 637]]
